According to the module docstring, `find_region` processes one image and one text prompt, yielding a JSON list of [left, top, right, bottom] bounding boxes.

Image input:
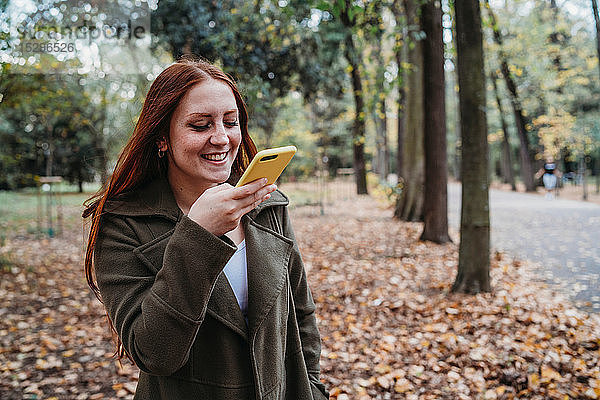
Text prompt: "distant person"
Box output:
[[535, 157, 562, 199], [82, 58, 328, 399]]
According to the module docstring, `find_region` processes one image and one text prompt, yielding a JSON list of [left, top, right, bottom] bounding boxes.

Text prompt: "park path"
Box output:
[[447, 182, 600, 312]]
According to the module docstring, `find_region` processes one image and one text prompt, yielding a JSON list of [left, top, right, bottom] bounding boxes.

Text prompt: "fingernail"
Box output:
[[264, 194, 271, 200]]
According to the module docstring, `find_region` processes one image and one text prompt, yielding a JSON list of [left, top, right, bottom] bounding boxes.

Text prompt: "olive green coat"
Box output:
[[95, 176, 328, 399]]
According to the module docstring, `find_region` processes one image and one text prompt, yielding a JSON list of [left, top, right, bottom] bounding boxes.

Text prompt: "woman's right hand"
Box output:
[[187, 178, 277, 237]]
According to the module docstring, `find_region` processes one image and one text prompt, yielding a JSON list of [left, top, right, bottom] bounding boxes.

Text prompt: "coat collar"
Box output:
[[103, 175, 181, 221], [103, 174, 289, 221]]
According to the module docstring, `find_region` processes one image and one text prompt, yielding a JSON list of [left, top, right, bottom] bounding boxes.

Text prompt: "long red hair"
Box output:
[[83, 57, 257, 361]]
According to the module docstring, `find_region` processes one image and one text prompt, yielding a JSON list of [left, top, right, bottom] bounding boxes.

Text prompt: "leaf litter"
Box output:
[[0, 194, 598, 399], [293, 196, 600, 399]]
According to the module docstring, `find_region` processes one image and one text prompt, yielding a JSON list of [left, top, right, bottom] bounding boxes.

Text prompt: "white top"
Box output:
[[222, 240, 248, 319]]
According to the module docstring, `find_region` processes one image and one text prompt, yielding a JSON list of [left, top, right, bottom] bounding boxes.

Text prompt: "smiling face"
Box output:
[[165, 79, 242, 195]]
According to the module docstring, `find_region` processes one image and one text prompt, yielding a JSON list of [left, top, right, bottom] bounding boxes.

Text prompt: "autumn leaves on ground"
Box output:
[[1, 191, 600, 399]]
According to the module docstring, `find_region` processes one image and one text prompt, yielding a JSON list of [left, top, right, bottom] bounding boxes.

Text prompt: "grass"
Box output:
[[0, 183, 97, 239], [282, 184, 322, 206], [281, 178, 359, 207], [0, 178, 360, 238]]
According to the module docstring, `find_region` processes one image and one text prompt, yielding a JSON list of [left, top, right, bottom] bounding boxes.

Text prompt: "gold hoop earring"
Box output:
[[158, 148, 166, 158]]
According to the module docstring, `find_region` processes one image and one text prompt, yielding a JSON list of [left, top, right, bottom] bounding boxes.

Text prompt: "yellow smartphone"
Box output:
[[235, 146, 297, 187]]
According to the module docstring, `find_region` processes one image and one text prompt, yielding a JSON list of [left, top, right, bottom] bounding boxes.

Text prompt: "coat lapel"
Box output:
[[244, 215, 294, 338], [206, 273, 249, 340]]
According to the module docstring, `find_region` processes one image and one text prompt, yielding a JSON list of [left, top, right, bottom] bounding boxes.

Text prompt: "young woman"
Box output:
[[83, 58, 328, 400]]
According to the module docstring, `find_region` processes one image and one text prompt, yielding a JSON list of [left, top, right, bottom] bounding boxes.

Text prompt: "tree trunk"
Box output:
[[45, 123, 53, 177], [593, 157, 600, 194], [420, 0, 451, 243], [343, 34, 369, 195], [382, 98, 389, 178], [395, 0, 425, 221], [452, 0, 491, 294], [394, 35, 406, 180], [262, 110, 276, 149], [396, 51, 406, 181], [373, 101, 388, 178], [484, 0, 535, 192], [548, 0, 564, 84], [371, 39, 389, 178], [378, 36, 389, 179], [445, 3, 461, 181], [90, 80, 109, 186], [340, 2, 368, 195], [581, 157, 589, 201], [491, 71, 516, 191], [450, 65, 462, 180], [592, 0, 600, 81], [501, 63, 535, 193], [374, 97, 388, 178], [392, 0, 406, 181], [91, 107, 108, 186]]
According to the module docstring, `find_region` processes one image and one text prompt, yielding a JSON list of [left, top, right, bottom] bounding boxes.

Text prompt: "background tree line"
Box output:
[[1, 0, 599, 291]]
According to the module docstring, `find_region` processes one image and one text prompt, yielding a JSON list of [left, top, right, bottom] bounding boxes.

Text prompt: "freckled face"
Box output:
[[167, 80, 242, 191]]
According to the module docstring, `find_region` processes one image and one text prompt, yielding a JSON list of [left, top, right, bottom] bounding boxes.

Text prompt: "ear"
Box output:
[[156, 137, 168, 151]]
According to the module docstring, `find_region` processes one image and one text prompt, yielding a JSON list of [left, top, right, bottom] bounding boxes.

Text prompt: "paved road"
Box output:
[[447, 183, 600, 311]]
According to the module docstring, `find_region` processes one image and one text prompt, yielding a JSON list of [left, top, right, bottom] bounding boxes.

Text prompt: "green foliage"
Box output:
[[1, 0, 598, 193], [0, 72, 100, 189], [0, 0, 169, 190], [152, 0, 359, 173], [152, 0, 314, 143], [482, 0, 600, 176]]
